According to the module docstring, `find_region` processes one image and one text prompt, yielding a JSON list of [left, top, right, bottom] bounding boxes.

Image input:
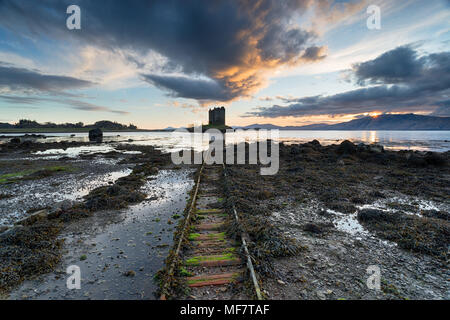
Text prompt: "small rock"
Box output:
[[316, 291, 326, 300], [303, 223, 323, 234], [124, 270, 136, 277], [0, 226, 9, 234], [369, 144, 384, 153]]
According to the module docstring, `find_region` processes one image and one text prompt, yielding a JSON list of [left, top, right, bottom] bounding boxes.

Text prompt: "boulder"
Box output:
[[406, 153, 427, 167], [369, 144, 384, 153], [10, 137, 21, 144], [357, 208, 385, 221], [357, 208, 399, 223], [309, 139, 322, 149], [424, 152, 446, 166], [357, 143, 369, 152], [337, 140, 356, 154], [89, 128, 103, 142], [20, 140, 33, 148]]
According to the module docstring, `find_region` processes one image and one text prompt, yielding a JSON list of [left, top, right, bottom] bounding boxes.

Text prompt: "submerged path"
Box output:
[[184, 165, 243, 293], [161, 159, 262, 299]]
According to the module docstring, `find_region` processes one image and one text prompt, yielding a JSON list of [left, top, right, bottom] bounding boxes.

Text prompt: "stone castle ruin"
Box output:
[[208, 107, 225, 126]]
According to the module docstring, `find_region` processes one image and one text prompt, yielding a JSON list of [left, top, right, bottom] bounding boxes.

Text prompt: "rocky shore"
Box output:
[[225, 140, 449, 299], [0, 138, 448, 299]]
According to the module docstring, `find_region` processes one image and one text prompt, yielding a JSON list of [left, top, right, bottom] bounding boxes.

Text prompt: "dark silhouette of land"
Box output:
[[238, 114, 450, 131], [0, 120, 150, 133]]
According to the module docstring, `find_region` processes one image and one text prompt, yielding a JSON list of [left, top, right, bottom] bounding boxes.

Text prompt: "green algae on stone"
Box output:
[[184, 253, 238, 266]]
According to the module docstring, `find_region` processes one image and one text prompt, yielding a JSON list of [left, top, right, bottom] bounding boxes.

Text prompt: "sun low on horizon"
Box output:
[[0, 0, 449, 129]]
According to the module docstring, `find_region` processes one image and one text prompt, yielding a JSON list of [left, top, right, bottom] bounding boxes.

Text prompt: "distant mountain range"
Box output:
[[236, 114, 450, 131]]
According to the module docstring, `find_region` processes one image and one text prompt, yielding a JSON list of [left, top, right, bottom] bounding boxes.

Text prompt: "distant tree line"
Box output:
[[0, 119, 138, 130]]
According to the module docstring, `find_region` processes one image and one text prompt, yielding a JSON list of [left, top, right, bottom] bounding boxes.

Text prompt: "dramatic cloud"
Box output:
[[0, 95, 128, 115], [353, 46, 424, 85], [0, 64, 94, 94], [248, 46, 450, 118], [0, 0, 346, 102], [300, 46, 327, 62], [141, 75, 235, 102]]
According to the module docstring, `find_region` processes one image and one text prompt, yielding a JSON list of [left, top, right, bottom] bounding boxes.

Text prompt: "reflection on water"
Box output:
[[33, 145, 141, 158], [277, 130, 450, 152], [1, 130, 449, 152]]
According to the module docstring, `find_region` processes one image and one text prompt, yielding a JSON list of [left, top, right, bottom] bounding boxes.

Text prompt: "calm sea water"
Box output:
[[1, 130, 449, 152]]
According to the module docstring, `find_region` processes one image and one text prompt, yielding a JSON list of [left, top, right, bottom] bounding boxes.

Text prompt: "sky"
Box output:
[[0, 0, 449, 129]]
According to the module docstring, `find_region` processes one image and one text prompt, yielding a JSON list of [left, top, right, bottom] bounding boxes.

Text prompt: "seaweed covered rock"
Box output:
[[369, 144, 384, 153], [303, 223, 325, 234], [421, 210, 449, 220], [357, 208, 394, 222], [358, 209, 449, 260], [424, 152, 447, 166], [14, 209, 48, 226], [337, 140, 356, 154], [327, 201, 357, 214], [0, 221, 63, 292]]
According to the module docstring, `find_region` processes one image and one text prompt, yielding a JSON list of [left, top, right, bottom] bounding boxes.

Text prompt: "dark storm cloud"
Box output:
[[247, 47, 450, 118], [142, 75, 233, 102], [353, 46, 424, 85], [0, 64, 94, 93], [0, 0, 329, 102]]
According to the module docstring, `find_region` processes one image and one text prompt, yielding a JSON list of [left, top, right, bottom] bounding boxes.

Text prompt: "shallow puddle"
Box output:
[[327, 209, 369, 238], [33, 145, 142, 159], [0, 167, 132, 226]]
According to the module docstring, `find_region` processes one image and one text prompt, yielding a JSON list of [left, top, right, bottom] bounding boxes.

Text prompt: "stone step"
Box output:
[[191, 240, 236, 248], [184, 253, 242, 267], [196, 209, 225, 215], [188, 232, 226, 241], [193, 247, 237, 255], [195, 222, 225, 231]]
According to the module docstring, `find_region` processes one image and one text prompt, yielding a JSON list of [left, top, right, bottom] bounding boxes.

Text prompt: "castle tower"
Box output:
[[208, 106, 225, 126]]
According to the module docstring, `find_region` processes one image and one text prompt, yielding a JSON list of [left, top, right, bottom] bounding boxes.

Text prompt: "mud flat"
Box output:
[[225, 140, 449, 300]]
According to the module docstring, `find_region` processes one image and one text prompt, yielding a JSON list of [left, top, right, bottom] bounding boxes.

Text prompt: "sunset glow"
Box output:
[[0, 0, 448, 129]]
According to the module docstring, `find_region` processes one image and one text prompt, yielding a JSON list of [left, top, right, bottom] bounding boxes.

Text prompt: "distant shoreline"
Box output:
[[1, 128, 450, 134], [0, 128, 167, 134]]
